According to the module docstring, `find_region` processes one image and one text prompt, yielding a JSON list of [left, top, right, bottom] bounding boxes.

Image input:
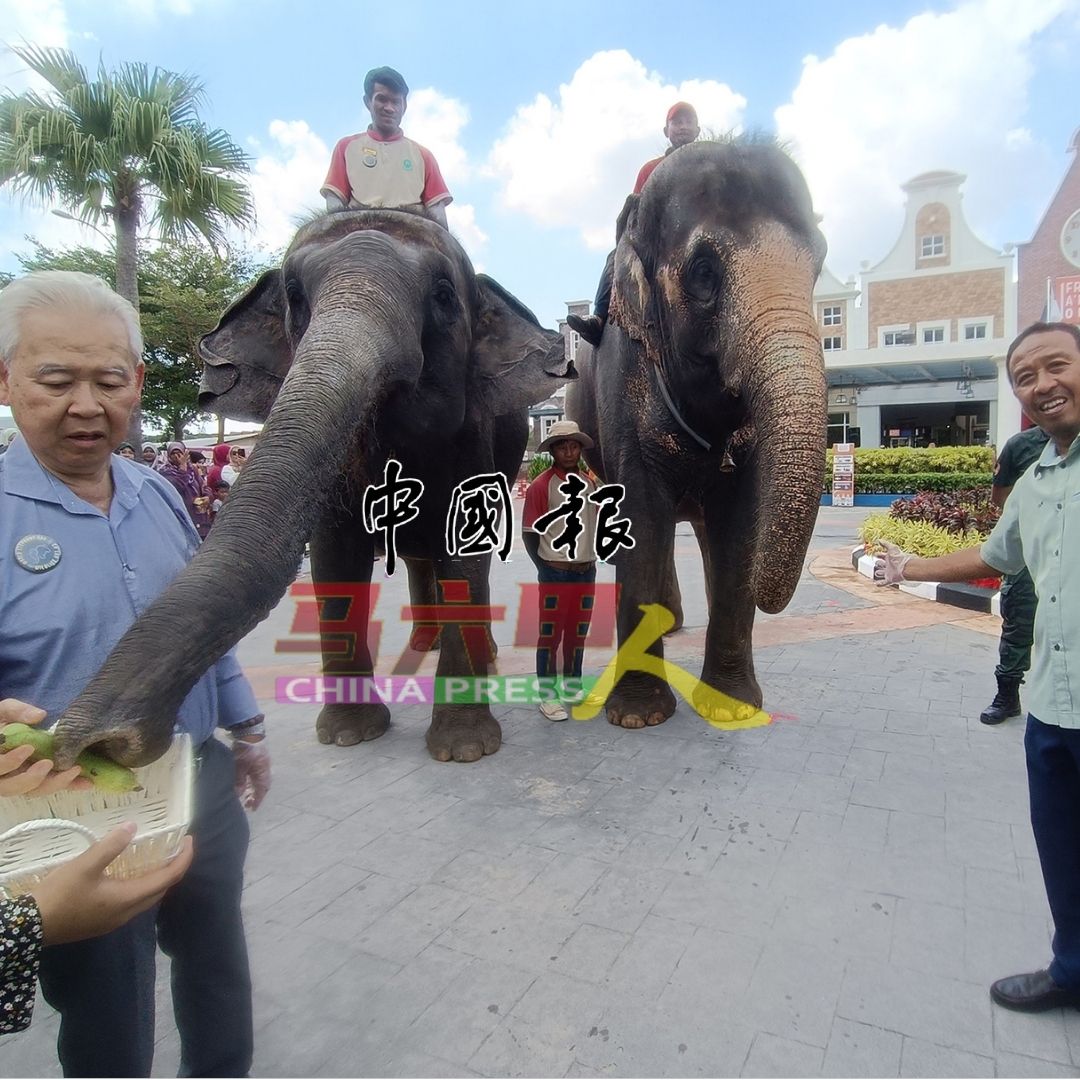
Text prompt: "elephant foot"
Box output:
[[316, 702, 390, 747], [408, 626, 441, 652], [604, 679, 677, 730], [692, 670, 768, 728], [426, 706, 501, 763]]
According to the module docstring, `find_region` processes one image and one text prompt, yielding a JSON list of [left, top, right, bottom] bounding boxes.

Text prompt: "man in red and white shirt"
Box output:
[[568, 102, 700, 347], [321, 66, 452, 228], [522, 422, 600, 721]]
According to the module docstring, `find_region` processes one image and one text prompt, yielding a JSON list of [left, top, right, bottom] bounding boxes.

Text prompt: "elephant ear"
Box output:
[[471, 274, 576, 417], [609, 194, 659, 363], [198, 269, 293, 423]]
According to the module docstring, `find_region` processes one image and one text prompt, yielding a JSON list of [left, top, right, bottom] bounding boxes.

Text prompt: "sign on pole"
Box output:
[[832, 442, 855, 508]]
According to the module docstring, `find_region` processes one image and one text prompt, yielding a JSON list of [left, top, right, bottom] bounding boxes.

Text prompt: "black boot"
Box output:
[[980, 676, 1022, 725]]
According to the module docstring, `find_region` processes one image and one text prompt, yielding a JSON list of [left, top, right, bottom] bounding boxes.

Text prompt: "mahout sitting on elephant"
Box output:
[[51, 208, 573, 768], [567, 136, 828, 730]]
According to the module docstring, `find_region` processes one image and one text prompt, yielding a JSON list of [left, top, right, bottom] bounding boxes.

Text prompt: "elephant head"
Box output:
[[609, 138, 828, 614], [53, 209, 572, 767]]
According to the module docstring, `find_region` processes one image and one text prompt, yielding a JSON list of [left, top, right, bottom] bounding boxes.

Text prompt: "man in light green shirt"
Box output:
[[877, 322, 1080, 1013]]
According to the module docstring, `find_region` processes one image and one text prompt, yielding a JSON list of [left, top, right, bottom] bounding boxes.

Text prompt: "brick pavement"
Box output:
[[3, 509, 1075, 1078]]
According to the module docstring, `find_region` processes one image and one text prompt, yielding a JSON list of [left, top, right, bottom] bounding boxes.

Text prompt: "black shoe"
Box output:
[[567, 313, 604, 348], [990, 969, 1080, 1012], [980, 677, 1022, 725]]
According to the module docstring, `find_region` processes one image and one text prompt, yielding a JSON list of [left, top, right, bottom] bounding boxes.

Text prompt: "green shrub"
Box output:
[[527, 453, 553, 481], [851, 471, 993, 494], [858, 514, 987, 558], [826, 446, 993, 477]]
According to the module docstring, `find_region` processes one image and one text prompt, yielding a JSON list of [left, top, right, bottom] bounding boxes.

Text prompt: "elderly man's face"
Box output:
[[0, 306, 143, 482]]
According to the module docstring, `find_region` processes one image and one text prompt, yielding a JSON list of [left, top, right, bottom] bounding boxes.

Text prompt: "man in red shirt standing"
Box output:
[[522, 422, 600, 721], [568, 102, 700, 347], [321, 66, 452, 228]]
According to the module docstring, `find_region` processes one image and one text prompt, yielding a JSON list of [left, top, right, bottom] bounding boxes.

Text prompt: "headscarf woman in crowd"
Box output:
[[207, 443, 231, 490]]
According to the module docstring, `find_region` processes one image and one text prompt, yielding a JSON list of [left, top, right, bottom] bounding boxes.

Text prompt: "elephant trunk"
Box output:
[[53, 293, 420, 767], [733, 228, 828, 615]]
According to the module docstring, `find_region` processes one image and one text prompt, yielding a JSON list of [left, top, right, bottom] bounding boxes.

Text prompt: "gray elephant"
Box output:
[[52, 208, 572, 768], [567, 137, 827, 730]]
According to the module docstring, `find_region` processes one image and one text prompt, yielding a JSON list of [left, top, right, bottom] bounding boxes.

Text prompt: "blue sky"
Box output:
[[2, 0, 1079, 333]]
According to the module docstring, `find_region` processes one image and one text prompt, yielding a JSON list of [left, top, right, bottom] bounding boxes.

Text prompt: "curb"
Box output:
[[852, 547, 1001, 616]]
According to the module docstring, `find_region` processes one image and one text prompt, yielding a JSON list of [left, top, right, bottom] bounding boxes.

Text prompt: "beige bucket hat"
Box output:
[[538, 420, 595, 453]]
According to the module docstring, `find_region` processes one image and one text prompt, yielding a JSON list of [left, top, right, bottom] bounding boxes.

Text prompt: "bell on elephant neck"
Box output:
[[719, 447, 736, 472]]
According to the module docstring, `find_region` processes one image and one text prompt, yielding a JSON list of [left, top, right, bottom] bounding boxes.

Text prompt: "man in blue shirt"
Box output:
[[877, 322, 1080, 1013], [0, 270, 270, 1076]]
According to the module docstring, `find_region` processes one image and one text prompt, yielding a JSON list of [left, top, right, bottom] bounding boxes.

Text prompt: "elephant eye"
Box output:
[[685, 254, 722, 301], [432, 279, 457, 309]]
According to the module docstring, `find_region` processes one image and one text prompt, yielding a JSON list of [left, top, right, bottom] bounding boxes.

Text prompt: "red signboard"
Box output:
[[1056, 276, 1080, 324]]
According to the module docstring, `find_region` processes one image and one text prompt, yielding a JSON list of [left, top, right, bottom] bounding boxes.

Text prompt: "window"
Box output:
[[883, 330, 914, 347], [920, 234, 945, 257], [964, 323, 987, 340], [823, 336, 842, 351], [822, 305, 842, 326], [567, 332, 579, 362], [922, 327, 944, 344]]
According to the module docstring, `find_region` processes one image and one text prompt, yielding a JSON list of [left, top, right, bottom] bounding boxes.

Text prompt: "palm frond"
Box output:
[[10, 45, 88, 95]]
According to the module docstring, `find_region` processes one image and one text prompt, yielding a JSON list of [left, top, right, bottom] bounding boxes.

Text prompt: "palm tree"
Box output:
[[0, 45, 255, 441]]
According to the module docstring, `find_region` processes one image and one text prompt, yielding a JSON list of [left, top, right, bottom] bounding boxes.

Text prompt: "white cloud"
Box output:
[[446, 202, 487, 268], [0, 0, 70, 91], [775, 0, 1073, 279], [405, 88, 471, 187], [487, 49, 746, 250], [244, 119, 329, 254]]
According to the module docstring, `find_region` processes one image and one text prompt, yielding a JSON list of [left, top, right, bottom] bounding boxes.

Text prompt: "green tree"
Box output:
[[0, 45, 254, 439], [16, 238, 266, 439]]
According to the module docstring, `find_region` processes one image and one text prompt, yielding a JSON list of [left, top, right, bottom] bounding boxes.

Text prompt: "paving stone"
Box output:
[[658, 926, 763, 1012], [435, 896, 579, 970], [572, 1002, 757, 1078], [886, 810, 946, 860], [890, 898, 966, 980], [604, 914, 696, 1004], [962, 903, 1053, 986], [733, 938, 847, 1048], [771, 887, 895, 960], [822, 1017, 902, 1077], [350, 883, 475, 964], [945, 816, 1019, 873], [993, 1001, 1074, 1065], [298, 871, 416, 943], [741, 1032, 824, 1077], [514, 851, 609, 915], [838, 957, 993, 1055], [408, 958, 536, 1065], [432, 844, 556, 901], [547, 923, 629, 983], [992, 1052, 1080, 1077]]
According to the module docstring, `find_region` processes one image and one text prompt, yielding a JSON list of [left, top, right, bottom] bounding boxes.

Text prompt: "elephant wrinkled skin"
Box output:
[[50, 209, 573, 767], [567, 138, 828, 730]]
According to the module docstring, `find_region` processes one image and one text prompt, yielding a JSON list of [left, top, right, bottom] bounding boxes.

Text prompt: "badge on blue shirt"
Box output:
[[14, 534, 62, 573]]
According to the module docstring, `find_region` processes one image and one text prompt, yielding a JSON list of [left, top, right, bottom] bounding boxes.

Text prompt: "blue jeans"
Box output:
[[1025, 715, 1080, 989], [535, 562, 597, 680]]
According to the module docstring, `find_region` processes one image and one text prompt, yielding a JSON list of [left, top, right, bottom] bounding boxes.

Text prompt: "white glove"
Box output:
[[873, 541, 914, 586], [232, 738, 271, 810]]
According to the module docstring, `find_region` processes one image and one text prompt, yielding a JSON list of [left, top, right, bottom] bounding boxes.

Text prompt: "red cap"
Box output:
[[666, 101, 697, 124]]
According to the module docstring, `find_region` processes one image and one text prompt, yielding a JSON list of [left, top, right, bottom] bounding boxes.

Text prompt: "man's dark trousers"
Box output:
[[39, 737, 253, 1078], [1026, 716, 1080, 990], [996, 567, 1038, 681]]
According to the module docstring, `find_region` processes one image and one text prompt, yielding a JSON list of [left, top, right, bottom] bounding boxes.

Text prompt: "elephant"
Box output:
[[566, 137, 827, 730], [51, 208, 573, 768]]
